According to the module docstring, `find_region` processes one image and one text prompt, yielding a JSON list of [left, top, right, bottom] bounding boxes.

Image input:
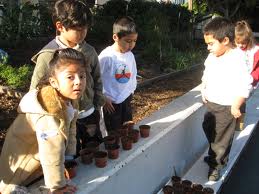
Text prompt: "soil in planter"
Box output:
[[202, 187, 214, 194], [163, 185, 173, 194], [182, 179, 192, 188], [192, 183, 203, 194]]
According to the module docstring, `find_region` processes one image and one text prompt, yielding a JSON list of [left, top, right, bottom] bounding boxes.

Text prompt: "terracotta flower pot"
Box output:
[[128, 129, 140, 143], [139, 124, 151, 138], [94, 151, 108, 168], [64, 160, 77, 179], [183, 186, 193, 194], [85, 141, 100, 153], [80, 148, 94, 165], [107, 144, 120, 159], [121, 136, 133, 150], [108, 130, 121, 145], [182, 179, 192, 189], [163, 185, 173, 194], [118, 126, 128, 137], [103, 135, 116, 149], [192, 183, 203, 194], [172, 182, 183, 194], [124, 122, 135, 131], [171, 175, 181, 185], [202, 187, 214, 194]]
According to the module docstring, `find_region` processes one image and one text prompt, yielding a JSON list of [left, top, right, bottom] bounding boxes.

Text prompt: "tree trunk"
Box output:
[[188, 0, 193, 11]]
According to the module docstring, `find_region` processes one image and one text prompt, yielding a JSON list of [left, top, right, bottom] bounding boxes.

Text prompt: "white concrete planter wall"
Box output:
[[29, 85, 207, 194], [29, 86, 259, 194]]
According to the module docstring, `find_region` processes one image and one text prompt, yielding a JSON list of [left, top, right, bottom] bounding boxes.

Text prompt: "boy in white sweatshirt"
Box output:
[[98, 16, 138, 131], [201, 17, 252, 181]]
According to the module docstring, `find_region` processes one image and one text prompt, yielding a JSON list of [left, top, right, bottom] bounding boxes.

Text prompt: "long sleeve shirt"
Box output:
[[201, 48, 253, 106]]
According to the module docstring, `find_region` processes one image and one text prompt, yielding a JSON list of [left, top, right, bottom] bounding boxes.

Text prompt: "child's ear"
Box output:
[[223, 37, 230, 45], [49, 77, 59, 90], [56, 21, 64, 33], [113, 34, 119, 42]]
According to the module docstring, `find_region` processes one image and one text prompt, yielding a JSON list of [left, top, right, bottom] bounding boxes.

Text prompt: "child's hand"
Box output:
[[231, 105, 241, 118], [51, 184, 77, 194], [201, 89, 208, 103], [231, 97, 246, 118], [200, 83, 208, 103], [104, 98, 115, 114]]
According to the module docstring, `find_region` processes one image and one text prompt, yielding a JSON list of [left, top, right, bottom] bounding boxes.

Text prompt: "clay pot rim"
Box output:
[[94, 151, 108, 158], [103, 135, 116, 142], [162, 185, 173, 192], [203, 187, 214, 193], [107, 144, 120, 150], [80, 148, 93, 155], [192, 183, 203, 190], [121, 136, 133, 142], [139, 124, 151, 129]]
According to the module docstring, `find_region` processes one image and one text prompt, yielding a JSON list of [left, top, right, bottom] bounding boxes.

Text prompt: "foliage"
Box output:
[[0, 1, 54, 43], [90, 0, 194, 71], [204, 0, 257, 20], [164, 47, 207, 71], [0, 59, 33, 89]]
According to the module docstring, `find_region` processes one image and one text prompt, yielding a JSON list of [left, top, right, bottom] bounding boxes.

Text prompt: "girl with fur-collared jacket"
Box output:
[[0, 48, 87, 194]]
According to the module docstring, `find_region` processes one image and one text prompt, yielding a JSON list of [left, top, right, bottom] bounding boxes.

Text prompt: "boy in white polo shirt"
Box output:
[[98, 16, 138, 131], [201, 17, 252, 181]]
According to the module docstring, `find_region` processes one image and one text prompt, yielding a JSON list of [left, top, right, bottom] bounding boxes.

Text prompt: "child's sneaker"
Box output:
[[208, 168, 220, 181]]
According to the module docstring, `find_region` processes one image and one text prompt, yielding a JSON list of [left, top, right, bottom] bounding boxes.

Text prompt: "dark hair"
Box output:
[[52, 0, 92, 29], [203, 17, 234, 43], [113, 16, 137, 39], [37, 48, 87, 88], [235, 20, 255, 49]]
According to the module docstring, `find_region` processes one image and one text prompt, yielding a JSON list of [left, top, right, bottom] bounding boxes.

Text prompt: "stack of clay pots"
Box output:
[[162, 176, 214, 194]]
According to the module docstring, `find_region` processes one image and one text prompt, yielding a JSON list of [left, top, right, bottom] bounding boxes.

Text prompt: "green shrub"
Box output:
[[0, 1, 54, 43], [0, 62, 33, 89], [164, 48, 206, 71]]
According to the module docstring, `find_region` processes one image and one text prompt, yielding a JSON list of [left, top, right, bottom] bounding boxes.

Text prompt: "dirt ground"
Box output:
[[0, 67, 203, 147]]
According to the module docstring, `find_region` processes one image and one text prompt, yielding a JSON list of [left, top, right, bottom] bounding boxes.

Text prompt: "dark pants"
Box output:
[[76, 109, 102, 156], [104, 94, 133, 132], [202, 101, 236, 169]]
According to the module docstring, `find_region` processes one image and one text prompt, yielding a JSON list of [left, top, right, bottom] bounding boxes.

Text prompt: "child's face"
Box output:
[[235, 40, 248, 50], [204, 34, 230, 57], [49, 63, 86, 101], [56, 22, 87, 47], [113, 33, 138, 53]]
